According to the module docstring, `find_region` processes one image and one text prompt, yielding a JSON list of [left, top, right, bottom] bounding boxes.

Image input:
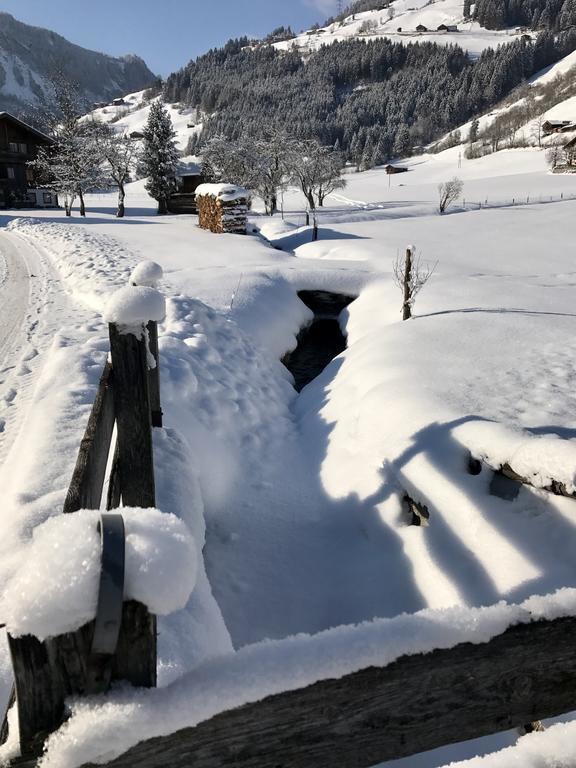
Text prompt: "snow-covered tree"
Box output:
[[202, 134, 261, 190], [29, 76, 106, 216], [438, 177, 464, 214], [253, 130, 300, 215], [99, 127, 141, 217], [290, 140, 346, 214], [139, 101, 180, 215]]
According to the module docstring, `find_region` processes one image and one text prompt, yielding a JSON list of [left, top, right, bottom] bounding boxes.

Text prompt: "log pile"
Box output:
[[196, 183, 250, 234]]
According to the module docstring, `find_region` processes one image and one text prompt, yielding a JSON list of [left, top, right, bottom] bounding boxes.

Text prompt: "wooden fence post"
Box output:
[[3, 307, 162, 757], [147, 321, 162, 428], [107, 321, 157, 688]]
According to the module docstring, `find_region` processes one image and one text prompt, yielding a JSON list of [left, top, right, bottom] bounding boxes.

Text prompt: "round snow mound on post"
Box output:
[[104, 286, 166, 325], [130, 261, 164, 288]]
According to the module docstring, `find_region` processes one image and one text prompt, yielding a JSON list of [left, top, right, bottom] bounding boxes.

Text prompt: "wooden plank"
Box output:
[[9, 623, 94, 759], [86, 616, 576, 768], [146, 321, 162, 429], [469, 451, 576, 501], [64, 362, 116, 514], [106, 443, 122, 511], [108, 324, 155, 509], [5, 362, 117, 755], [499, 462, 575, 500], [107, 322, 157, 689]]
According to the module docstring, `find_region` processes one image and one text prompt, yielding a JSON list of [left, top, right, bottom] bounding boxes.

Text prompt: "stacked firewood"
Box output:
[[196, 184, 250, 234]]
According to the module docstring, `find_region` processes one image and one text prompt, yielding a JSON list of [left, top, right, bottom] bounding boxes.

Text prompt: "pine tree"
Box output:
[[393, 125, 411, 158], [469, 118, 480, 144], [140, 101, 180, 215]]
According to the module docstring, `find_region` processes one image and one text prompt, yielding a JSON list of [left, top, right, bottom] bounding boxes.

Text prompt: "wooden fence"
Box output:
[[2, 311, 575, 767], [82, 613, 576, 768], [1, 318, 163, 762]]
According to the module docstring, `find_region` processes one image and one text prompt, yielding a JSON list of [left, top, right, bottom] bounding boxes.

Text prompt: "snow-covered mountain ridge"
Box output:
[[0, 12, 155, 116]]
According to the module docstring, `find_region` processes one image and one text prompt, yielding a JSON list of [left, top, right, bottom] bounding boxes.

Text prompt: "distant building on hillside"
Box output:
[[416, 24, 428, 32], [564, 136, 576, 164], [129, 130, 145, 139], [437, 23, 458, 32], [542, 120, 572, 135], [112, 98, 126, 107], [0, 112, 57, 209], [385, 164, 408, 174]]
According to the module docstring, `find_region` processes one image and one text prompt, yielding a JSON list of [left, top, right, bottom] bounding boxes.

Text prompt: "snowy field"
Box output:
[[0, 135, 576, 767]]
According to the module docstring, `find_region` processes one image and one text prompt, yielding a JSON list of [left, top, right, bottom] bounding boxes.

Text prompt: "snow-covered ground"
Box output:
[[274, 0, 526, 59], [1, 120, 576, 767]]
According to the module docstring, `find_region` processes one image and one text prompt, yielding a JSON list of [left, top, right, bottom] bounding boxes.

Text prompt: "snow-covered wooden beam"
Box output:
[[83, 615, 576, 768]]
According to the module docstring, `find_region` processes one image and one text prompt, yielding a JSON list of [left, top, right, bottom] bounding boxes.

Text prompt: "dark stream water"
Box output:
[[282, 291, 356, 392]]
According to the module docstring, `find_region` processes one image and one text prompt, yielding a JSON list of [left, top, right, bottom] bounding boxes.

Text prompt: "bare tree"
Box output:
[[438, 177, 463, 214], [393, 246, 436, 320], [290, 139, 346, 224], [202, 131, 298, 215], [545, 137, 566, 169], [98, 127, 141, 217]]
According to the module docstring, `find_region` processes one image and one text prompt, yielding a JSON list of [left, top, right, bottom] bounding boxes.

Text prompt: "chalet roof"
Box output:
[[543, 120, 571, 127], [0, 112, 53, 144], [565, 136, 576, 149]]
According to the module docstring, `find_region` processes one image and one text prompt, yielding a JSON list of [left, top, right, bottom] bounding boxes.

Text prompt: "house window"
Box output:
[[43, 193, 52, 204], [19, 143, 27, 154], [7, 168, 15, 180], [8, 142, 18, 152], [26, 167, 34, 182]]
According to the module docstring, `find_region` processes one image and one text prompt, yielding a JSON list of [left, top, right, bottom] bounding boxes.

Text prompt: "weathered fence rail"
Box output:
[[82, 614, 576, 768], [2, 310, 163, 761]]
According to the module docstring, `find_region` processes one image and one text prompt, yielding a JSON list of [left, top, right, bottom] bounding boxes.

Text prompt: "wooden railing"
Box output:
[[82, 613, 576, 768], [2, 318, 163, 761]]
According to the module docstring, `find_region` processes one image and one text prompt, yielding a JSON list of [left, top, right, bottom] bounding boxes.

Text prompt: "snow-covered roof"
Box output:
[[0, 111, 53, 144], [195, 183, 250, 202], [176, 159, 202, 177]]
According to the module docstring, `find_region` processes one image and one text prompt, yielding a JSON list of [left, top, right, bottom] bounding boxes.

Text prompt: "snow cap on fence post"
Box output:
[[103, 284, 166, 337], [129, 261, 164, 288]]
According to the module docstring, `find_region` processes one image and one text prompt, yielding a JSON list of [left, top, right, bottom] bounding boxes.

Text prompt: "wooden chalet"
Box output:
[[416, 24, 428, 32], [167, 160, 206, 214], [437, 23, 458, 31], [542, 120, 572, 135], [385, 164, 408, 175], [564, 135, 576, 164], [0, 112, 57, 209]]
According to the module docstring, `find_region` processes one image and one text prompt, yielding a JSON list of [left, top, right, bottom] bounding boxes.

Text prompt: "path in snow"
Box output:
[[0, 231, 70, 464]]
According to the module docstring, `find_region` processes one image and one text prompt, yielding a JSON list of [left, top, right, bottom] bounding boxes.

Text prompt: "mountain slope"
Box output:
[[274, 0, 527, 59], [0, 12, 155, 115]]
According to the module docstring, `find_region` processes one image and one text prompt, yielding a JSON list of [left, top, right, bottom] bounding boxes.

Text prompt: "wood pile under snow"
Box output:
[[196, 184, 250, 234]]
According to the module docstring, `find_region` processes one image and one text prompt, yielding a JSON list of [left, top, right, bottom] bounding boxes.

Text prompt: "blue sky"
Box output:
[[3, 0, 340, 76]]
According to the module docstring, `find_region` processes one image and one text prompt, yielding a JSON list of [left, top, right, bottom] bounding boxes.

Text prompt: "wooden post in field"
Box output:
[[402, 248, 413, 321]]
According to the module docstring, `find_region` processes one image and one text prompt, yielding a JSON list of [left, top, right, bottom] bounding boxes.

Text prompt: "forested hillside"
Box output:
[[467, 0, 576, 30], [165, 26, 576, 168]]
